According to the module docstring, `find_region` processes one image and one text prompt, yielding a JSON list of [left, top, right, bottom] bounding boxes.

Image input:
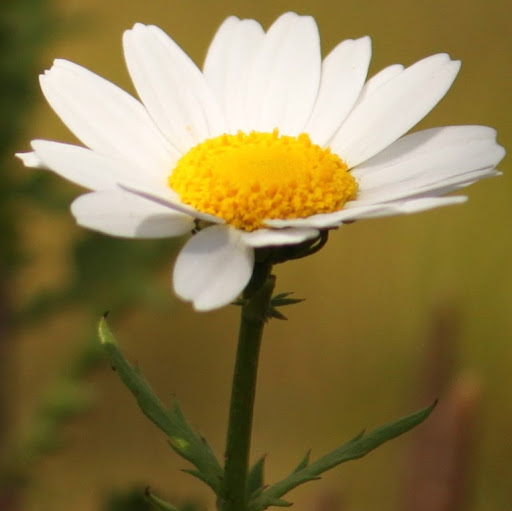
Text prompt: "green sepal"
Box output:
[[247, 456, 266, 498], [268, 308, 288, 321], [145, 488, 180, 511], [99, 317, 223, 493], [270, 292, 305, 307], [267, 292, 305, 320], [234, 292, 303, 320], [249, 402, 436, 511]]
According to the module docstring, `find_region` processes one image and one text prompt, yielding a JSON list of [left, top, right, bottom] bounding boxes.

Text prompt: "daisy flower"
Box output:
[[17, 12, 505, 311]]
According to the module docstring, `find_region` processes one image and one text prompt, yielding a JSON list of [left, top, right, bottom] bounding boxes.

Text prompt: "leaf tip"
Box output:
[[98, 314, 116, 347]]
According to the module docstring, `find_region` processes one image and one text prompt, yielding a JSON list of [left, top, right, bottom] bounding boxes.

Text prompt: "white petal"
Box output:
[[245, 12, 321, 135], [15, 151, 47, 168], [383, 168, 500, 202], [203, 17, 264, 132], [355, 64, 404, 103], [264, 204, 388, 228], [354, 126, 502, 177], [353, 126, 505, 203], [123, 24, 226, 153], [268, 195, 468, 228], [173, 225, 254, 311], [40, 59, 176, 173], [71, 190, 194, 238], [119, 182, 225, 224], [346, 196, 468, 219], [305, 36, 372, 145], [30, 140, 160, 190], [241, 227, 319, 247], [397, 196, 467, 212], [331, 54, 461, 167]]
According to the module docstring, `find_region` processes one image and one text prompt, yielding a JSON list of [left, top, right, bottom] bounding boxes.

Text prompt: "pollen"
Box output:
[[169, 130, 358, 231]]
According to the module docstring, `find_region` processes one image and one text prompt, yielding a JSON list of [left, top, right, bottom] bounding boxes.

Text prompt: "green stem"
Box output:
[[221, 264, 275, 511]]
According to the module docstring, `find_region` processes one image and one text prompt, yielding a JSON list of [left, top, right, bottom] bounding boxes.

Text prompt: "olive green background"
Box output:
[[11, 0, 512, 510]]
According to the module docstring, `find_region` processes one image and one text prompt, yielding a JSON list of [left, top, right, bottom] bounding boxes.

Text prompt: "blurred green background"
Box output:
[[2, 0, 512, 510]]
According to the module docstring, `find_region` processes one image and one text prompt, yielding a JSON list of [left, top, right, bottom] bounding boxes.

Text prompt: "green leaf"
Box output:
[[181, 468, 214, 487], [266, 499, 292, 508], [291, 450, 311, 473], [99, 317, 223, 493], [145, 488, 180, 511], [247, 456, 266, 498], [249, 402, 436, 511]]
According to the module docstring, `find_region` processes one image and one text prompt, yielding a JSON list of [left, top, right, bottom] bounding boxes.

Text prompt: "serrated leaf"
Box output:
[[348, 429, 366, 443], [145, 489, 180, 511], [267, 498, 292, 507], [99, 318, 222, 493], [291, 450, 311, 473], [247, 456, 266, 498], [249, 402, 436, 511], [181, 468, 213, 487]]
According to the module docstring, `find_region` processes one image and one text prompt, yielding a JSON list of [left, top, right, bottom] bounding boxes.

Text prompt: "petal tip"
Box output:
[[15, 151, 45, 168], [172, 226, 253, 312], [451, 59, 462, 71]]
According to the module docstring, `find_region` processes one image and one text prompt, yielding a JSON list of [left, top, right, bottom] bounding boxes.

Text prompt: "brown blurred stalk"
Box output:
[[310, 490, 346, 511], [401, 305, 482, 511]]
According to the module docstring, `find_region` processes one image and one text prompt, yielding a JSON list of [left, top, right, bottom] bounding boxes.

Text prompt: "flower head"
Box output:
[[17, 12, 505, 311]]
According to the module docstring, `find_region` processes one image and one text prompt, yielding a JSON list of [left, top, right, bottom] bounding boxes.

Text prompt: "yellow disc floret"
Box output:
[[169, 130, 357, 231]]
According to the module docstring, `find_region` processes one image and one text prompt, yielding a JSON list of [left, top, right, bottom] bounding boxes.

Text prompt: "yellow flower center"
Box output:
[[169, 130, 357, 231]]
